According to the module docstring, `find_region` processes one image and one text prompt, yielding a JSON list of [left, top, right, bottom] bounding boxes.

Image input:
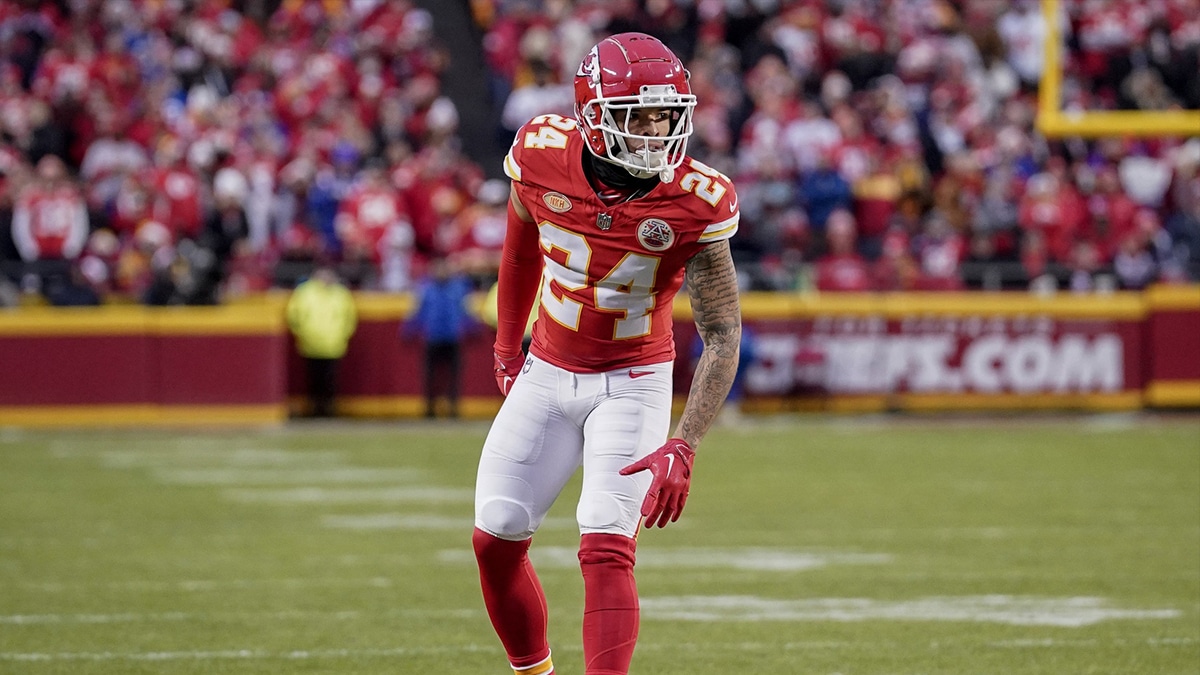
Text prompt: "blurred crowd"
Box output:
[[1, 0, 1198, 307], [478, 0, 1200, 292], [0, 0, 506, 306]]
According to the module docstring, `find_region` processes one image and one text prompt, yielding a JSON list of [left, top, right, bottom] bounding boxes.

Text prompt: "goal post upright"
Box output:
[[1035, 0, 1200, 139]]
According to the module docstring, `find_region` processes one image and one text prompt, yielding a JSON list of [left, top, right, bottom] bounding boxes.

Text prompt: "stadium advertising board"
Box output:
[[740, 313, 1142, 410], [0, 288, 1196, 425], [0, 305, 287, 426], [1143, 285, 1200, 407]]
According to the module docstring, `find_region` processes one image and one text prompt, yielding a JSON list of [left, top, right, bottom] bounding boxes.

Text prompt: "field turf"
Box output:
[[1, 415, 1197, 674]]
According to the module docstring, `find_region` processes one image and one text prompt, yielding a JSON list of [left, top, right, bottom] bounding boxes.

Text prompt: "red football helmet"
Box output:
[[574, 33, 697, 180]]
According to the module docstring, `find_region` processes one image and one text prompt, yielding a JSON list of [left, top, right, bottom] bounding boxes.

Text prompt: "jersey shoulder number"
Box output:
[[504, 114, 579, 184], [677, 158, 739, 244]]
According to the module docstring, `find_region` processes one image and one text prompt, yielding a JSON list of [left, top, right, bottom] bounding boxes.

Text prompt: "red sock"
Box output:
[[473, 528, 551, 670], [579, 533, 639, 675]]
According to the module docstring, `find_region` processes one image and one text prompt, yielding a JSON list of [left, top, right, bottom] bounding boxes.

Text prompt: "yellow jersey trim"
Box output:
[[698, 214, 739, 243]]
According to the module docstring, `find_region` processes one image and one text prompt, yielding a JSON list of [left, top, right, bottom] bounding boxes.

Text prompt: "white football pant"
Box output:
[[474, 353, 674, 540]]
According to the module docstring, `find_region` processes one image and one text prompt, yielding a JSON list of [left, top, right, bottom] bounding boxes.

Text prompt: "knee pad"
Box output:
[[476, 497, 535, 540], [577, 491, 629, 532]]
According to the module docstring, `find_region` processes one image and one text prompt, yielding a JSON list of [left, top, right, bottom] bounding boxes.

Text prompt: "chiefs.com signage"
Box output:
[[673, 292, 1181, 412], [743, 314, 1140, 410]]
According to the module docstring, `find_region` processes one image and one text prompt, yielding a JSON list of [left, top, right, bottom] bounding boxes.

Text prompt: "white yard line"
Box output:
[[639, 595, 1182, 627], [20, 577, 401, 592], [153, 467, 424, 485], [4, 635, 1194, 663], [224, 486, 472, 504], [0, 644, 499, 662], [990, 637, 1198, 648], [100, 449, 345, 468], [0, 608, 478, 625]]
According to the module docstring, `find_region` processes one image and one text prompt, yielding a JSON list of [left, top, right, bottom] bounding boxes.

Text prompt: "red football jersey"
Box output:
[[151, 167, 203, 239], [504, 113, 739, 372], [338, 184, 410, 263], [12, 185, 89, 261]]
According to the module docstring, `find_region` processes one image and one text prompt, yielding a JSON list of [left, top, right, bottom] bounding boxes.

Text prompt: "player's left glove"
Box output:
[[619, 438, 695, 529]]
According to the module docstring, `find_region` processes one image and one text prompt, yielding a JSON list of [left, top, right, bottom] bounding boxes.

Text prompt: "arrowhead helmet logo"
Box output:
[[578, 46, 600, 87]]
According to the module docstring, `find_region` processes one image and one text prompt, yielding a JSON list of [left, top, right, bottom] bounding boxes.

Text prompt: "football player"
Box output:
[[473, 33, 742, 675]]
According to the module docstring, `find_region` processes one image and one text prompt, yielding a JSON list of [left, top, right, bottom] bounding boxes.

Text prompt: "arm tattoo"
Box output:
[[674, 240, 742, 449]]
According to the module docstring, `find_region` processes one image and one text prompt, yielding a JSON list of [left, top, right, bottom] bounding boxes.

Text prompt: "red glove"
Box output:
[[619, 438, 695, 528], [494, 351, 525, 396]]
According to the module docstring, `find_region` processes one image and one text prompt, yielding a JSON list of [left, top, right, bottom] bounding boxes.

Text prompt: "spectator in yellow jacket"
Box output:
[[286, 264, 357, 417]]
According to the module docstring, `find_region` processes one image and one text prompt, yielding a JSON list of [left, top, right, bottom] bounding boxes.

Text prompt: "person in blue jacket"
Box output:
[[404, 257, 477, 418]]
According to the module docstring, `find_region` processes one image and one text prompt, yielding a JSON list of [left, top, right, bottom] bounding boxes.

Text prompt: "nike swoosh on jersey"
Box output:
[[628, 370, 654, 378], [729, 196, 738, 212]]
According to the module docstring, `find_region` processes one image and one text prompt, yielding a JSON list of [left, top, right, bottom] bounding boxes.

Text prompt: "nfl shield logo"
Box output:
[[596, 213, 613, 231]]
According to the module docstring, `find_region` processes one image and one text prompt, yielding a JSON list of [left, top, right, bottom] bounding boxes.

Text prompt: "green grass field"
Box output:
[[1, 415, 1198, 674]]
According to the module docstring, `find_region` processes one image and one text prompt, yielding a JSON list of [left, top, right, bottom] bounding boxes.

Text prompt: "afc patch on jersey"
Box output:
[[636, 218, 675, 251]]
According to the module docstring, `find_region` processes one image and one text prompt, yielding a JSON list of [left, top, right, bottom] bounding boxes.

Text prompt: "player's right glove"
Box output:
[[619, 438, 695, 528], [494, 351, 525, 396]]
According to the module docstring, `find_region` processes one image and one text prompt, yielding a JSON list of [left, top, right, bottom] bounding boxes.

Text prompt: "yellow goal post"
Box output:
[[1036, 0, 1200, 138]]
